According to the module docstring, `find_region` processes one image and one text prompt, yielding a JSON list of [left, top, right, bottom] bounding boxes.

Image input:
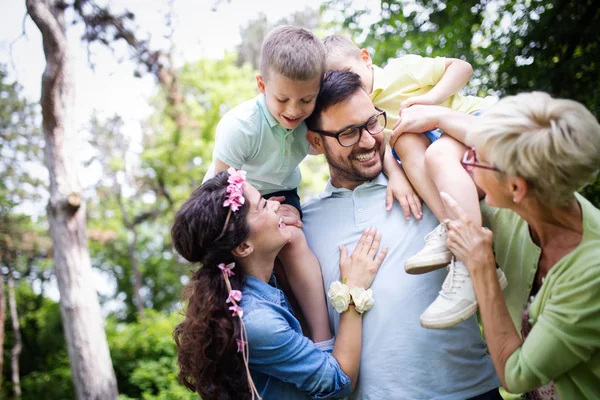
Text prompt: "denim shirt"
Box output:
[[241, 275, 352, 400]]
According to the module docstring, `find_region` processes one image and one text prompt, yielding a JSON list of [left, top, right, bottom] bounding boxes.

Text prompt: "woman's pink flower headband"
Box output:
[[219, 167, 247, 237]]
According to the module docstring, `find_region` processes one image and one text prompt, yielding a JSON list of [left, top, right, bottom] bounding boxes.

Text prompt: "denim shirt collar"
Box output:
[[244, 274, 284, 305], [319, 173, 389, 199]]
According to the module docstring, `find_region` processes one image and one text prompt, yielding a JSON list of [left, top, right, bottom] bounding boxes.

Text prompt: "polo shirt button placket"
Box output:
[[355, 191, 367, 225]]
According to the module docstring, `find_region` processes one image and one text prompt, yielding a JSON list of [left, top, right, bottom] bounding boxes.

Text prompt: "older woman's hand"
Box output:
[[440, 192, 495, 272], [389, 105, 443, 149]]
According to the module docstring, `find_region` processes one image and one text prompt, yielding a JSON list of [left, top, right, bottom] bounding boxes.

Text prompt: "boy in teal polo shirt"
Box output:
[[204, 25, 332, 342]]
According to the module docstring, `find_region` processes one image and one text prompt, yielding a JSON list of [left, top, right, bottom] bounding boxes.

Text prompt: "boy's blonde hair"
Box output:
[[260, 25, 325, 81], [466, 92, 600, 207], [322, 34, 362, 61]]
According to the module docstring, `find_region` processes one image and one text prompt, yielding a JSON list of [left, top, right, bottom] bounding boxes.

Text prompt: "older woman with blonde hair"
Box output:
[[393, 91, 600, 399]]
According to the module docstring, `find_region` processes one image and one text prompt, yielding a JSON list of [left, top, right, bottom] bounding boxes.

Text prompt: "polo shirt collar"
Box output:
[[319, 173, 389, 198], [257, 94, 279, 129], [371, 65, 385, 98]]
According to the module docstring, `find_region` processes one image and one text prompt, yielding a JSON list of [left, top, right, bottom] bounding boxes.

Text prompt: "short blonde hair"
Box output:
[[322, 34, 362, 61], [466, 92, 600, 207], [260, 25, 325, 81]]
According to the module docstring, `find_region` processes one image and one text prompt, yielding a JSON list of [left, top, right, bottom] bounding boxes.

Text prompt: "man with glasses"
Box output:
[[301, 70, 501, 399]]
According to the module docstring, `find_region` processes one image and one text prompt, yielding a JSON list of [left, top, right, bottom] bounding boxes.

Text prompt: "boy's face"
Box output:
[[256, 71, 321, 130], [326, 49, 374, 94]]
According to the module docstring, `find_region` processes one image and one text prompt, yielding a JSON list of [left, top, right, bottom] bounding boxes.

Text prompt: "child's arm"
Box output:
[[390, 105, 476, 149], [214, 158, 232, 174], [400, 58, 473, 109], [382, 148, 422, 220]]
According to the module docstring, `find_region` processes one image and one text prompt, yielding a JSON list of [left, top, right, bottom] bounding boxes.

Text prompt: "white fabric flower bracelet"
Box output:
[[327, 281, 374, 314]]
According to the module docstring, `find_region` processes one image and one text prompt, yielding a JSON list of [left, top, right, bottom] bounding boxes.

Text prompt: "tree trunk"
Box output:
[[25, 1, 118, 399], [7, 268, 21, 397]]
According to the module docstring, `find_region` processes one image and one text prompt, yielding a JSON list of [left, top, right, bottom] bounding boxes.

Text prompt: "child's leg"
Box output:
[[424, 135, 481, 227], [394, 133, 446, 222], [396, 134, 453, 273], [419, 135, 507, 329], [278, 226, 333, 342]]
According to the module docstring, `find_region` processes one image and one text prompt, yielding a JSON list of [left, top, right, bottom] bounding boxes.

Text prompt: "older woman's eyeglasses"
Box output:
[[312, 108, 387, 147], [461, 148, 502, 172]]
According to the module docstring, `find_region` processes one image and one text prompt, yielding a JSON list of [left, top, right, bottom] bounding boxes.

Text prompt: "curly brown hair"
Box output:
[[171, 172, 252, 399]]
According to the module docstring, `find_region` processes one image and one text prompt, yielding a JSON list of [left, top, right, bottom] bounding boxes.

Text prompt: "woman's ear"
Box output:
[[511, 176, 529, 204], [232, 241, 254, 258]]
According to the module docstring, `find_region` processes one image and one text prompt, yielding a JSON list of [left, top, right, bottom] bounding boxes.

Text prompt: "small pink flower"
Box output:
[[223, 168, 246, 212], [227, 290, 242, 303], [229, 305, 244, 318], [223, 191, 245, 211], [237, 338, 247, 353], [227, 167, 247, 186], [218, 262, 235, 277]]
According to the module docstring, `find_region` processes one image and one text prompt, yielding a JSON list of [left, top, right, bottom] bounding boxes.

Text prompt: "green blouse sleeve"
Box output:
[[504, 253, 600, 393]]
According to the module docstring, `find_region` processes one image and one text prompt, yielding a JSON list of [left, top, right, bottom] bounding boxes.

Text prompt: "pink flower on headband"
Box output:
[[223, 191, 244, 211], [218, 262, 235, 277], [227, 167, 246, 186], [229, 305, 244, 318], [227, 290, 242, 303], [223, 168, 246, 212], [237, 338, 247, 353]]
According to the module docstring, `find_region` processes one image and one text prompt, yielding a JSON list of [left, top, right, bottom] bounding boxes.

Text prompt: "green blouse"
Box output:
[[481, 193, 600, 399]]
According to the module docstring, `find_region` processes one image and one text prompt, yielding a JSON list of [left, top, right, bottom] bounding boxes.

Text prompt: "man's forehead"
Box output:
[[321, 91, 376, 130]]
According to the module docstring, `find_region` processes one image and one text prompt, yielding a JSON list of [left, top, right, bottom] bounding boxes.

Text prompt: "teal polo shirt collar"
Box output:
[[257, 94, 279, 129], [319, 173, 389, 199]]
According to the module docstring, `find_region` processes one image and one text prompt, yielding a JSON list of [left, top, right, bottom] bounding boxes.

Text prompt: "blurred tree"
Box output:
[[143, 54, 257, 205], [0, 64, 52, 397], [6, 283, 73, 400], [87, 114, 165, 320], [25, 0, 119, 398], [86, 114, 184, 322], [106, 310, 194, 399]]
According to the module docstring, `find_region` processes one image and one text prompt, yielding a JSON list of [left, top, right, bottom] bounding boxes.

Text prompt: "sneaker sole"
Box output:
[[420, 301, 478, 329], [404, 252, 453, 275], [420, 271, 508, 329]]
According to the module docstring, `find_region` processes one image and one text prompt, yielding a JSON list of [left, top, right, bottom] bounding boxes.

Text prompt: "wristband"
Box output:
[[327, 281, 374, 314]]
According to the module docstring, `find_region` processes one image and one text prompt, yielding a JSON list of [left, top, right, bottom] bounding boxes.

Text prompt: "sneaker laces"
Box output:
[[423, 221, 447, 243], [439, 257, 469, 299]]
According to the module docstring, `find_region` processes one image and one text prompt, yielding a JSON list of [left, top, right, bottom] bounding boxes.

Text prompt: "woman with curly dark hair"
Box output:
[[171, 168, 387, 400]]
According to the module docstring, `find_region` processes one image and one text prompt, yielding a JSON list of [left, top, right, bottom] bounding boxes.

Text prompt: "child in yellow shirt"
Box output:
[[323, 35, 506, 329]]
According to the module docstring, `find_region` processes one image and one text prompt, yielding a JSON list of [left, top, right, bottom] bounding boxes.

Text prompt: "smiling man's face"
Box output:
[[318, 89, 386, 189]]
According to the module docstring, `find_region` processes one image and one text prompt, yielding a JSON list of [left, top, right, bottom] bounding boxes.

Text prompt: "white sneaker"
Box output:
[[405, 222, 453, 274], [420, 259, 508, 329]]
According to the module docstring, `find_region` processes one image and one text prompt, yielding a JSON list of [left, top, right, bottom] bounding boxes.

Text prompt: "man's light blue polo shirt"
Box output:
[[302, 173, 500, 399], [205, 94, 310, 195]]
